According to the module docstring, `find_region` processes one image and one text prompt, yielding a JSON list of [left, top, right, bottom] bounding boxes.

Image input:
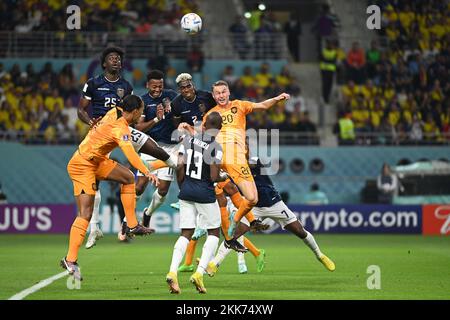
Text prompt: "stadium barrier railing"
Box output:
[[0, 31, 289, 60]]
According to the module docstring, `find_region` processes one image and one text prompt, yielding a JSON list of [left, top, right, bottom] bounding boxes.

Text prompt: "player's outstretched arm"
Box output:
[[120, 143, 158, 186], [252, 93, 290, 111]]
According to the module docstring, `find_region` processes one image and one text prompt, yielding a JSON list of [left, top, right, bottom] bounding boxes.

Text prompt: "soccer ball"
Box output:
[[180, 13, 202, 35]]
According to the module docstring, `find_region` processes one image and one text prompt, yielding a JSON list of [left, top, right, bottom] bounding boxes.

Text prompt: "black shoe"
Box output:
[[224, 239, 249, 253], [127, 224, 155, 236], [249, 219, 270, 232]]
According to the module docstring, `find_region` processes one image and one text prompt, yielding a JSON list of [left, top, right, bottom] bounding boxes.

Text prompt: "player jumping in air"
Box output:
[[78, 47, 176, 248], [166, 111, 227, 294], [204, 80, 290, 246], [135, 70, 184, 228], [61, 95, 157, 281], [205, 154, 336, 276]]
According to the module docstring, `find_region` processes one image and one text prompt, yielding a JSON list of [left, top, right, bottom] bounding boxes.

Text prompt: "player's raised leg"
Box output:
[[228, 179, 258, 237]]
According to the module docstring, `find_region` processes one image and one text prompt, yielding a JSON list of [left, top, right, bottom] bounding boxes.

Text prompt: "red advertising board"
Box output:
[[422, 205, 450, 236]]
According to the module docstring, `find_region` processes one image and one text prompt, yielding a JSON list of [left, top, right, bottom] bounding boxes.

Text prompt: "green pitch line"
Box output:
[[1, 234, 449, 300]]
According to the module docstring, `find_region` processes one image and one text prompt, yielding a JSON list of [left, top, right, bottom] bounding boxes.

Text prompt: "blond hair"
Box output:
[[175, 73, 192, 85]]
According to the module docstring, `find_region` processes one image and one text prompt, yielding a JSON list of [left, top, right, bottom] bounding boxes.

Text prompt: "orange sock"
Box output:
[[121, 183, 138, 228], [233, 198, 253, 223], [184, 240, 197, 265], [244, 237, 260, 257], [230, 193, 255, 222], [148, 160, 168, 171], [220, 207, 231, 240], [66, 217, 89, 262]]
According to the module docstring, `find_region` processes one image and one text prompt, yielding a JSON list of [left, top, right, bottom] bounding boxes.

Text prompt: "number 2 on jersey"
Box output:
[[186, 149, 203, 179]]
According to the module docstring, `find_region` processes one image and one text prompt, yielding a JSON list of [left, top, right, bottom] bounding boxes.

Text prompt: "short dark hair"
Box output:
[[121, 95, 143, 112], [100, 46, 124, 69], [212, 80, 229, 90], [205, 112, 223, 130], [311, 183, 319, 191], [147, 70, 164, 82]]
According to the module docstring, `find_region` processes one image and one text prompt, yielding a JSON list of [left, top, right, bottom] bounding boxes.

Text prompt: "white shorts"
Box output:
[[243, 201, 297, 228], [137, 142, 180, 181], [179, 200, 221, 230], [129, 127, 149, 152]]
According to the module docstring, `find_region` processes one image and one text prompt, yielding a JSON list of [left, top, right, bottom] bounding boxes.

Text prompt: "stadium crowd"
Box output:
[[222, 63, 318, 143], [334, 0, 450, 145], [0, 60, 316, 144]]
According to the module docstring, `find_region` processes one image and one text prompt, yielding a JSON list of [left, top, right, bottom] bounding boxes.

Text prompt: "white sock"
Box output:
[[302, 230, 323, 258], [90, 190, 101, 232], [237, 236, 246, 264], [169, 236, 190, 273], [211, 240, 232, 267], [197, 235, 219, 274], [147, 190, 166, 215]]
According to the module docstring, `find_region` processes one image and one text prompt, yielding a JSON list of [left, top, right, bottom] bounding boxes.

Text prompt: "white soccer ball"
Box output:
[[180, 13, 202, 35]]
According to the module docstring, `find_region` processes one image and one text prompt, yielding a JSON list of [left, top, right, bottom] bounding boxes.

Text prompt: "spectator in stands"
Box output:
[[377, 163, 398, 204], [346, 41, 366, 85], [239, 66, 254, 88], [320, 39, 337, 104], [222, 65, 239, 88], [228, 16, 250, 59], [366, 40, 381, 79], [298, 111, 318, 144], [44, 88, 64, 112], [302, 183, 329, 205], [275, 65, 294, 92], [254, 62, 273, 94], [284, 13, 302, 62], [336, 111, 355, 145], [285, 86, 306, 114], [58, 64, 78, 99], [312, 4, 339, 51]]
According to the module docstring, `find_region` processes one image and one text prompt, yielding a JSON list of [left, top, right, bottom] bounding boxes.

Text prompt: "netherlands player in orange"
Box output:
[[61, 95, 157, 281], [204, 80, 290, 244]]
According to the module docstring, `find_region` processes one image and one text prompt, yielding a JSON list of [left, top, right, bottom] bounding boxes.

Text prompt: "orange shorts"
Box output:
[[221, 162, 254, 185], [67, 152, 118, 196]]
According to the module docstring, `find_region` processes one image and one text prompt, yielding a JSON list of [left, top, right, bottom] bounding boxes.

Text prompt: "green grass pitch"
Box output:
[[1, 234, 449, 300]]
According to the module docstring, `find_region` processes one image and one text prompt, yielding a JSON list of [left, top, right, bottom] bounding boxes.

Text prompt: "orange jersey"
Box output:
[[204, 100, 255, 150], [77, 108, 149, 175]]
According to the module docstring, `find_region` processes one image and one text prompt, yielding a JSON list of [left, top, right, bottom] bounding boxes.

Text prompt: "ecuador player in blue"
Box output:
[[134, 70, 179, 227], [166, 112, 228, 294]]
